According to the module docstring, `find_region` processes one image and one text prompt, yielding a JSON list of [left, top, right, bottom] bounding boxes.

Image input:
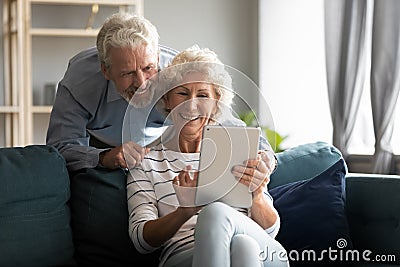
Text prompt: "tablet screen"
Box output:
[[195, 125, 260, 208]]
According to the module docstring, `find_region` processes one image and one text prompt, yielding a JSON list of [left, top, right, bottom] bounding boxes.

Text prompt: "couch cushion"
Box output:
[[0, 145, 75, 267], [346, 174, 400, 266], [270, 141, 343, 189], [70, 167, 160, 266], [270, 158, 352, 266]]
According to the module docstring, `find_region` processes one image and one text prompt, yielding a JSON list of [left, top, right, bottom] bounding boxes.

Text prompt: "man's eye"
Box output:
[[144, 66, 154, 72], [122, 72, 134, 77]]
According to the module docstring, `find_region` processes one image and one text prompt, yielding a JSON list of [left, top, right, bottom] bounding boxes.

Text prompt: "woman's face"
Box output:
[[164, 72, 219, 137]]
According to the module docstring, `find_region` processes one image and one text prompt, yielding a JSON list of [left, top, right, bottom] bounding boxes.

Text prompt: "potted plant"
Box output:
[[239, 111, 287, 153]]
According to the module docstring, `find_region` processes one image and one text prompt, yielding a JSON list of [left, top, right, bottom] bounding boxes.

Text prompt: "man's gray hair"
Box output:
[[97, 13, 159, 68]]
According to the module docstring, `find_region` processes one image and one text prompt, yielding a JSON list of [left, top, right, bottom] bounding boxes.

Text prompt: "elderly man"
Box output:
[[46, 13, 177, 172]]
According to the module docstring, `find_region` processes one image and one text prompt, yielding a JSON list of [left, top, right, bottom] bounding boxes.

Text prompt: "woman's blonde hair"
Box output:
[[159, 45, 235, 121]]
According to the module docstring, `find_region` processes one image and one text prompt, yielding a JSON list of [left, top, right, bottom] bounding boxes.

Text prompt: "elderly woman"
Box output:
[[127, 46, 289, 267]]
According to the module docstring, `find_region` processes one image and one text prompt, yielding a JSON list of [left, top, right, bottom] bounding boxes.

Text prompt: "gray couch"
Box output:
[[0, 142, 399, 267]]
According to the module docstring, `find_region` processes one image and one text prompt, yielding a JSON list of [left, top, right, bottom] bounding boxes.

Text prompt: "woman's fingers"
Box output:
[[232, 156, 270, 192], [175, 166, 197, 187]]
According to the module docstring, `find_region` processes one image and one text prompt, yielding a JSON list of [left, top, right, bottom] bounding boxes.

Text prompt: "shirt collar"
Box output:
[[107, 80, 125, 103]]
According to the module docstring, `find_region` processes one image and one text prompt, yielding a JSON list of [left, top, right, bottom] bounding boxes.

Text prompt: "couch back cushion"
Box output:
[[70, 167, 160, 266], [0, 145, 75, 266]]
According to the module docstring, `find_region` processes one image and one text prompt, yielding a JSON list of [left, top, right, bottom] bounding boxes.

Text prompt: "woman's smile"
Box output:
[[179, 112, 201, 121]]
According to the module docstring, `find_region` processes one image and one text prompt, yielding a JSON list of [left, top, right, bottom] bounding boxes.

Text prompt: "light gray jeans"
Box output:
[[163, 202, 289, 267]]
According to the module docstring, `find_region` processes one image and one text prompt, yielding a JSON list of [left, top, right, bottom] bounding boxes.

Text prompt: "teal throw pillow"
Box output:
[[270, 141, 343, 189]]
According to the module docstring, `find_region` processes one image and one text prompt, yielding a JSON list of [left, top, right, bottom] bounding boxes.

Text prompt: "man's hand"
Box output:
[[259, 149, 278, 174], [99, 141, 150, 169]]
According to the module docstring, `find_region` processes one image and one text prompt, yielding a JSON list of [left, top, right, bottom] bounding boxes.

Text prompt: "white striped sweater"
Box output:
[[127, 144, 279, 266]]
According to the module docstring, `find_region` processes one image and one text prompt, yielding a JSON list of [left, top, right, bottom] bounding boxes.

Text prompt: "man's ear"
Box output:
[[163, 94, 170, 111], [101, 63, 110, 80]]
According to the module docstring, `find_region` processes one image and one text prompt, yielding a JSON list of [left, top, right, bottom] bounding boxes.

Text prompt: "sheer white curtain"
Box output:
[[370, 0, 400, 173], [325, 0, 400, 173], [324, 0, 368, 158]]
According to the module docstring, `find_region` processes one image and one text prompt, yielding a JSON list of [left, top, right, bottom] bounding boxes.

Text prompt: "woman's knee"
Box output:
[[198, 202, 230, 221], [231, 235, 261, 267], [196, 202, 232, 232], [231, 234, 259, 254]]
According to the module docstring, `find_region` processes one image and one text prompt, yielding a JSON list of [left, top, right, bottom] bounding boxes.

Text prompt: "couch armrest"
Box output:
[[0, 145, 75, 266], [345, 173, 400, 265]]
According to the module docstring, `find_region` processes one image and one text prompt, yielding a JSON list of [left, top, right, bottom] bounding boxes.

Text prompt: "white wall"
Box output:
[[145, 0, 333, 150], [1, 0, 333, 149], [144, 0, 260, 115]]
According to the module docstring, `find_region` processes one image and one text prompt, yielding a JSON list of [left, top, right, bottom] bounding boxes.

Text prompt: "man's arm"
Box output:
[[46, 83, 104, 172]]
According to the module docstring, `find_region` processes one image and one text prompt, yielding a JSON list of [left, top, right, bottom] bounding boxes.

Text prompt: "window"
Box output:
[[259, 0, 400, 157]]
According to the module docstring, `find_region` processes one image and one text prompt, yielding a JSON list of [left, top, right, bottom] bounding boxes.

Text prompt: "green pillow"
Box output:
[[270, 141, 343, 189], [0, 145, 75, 266]]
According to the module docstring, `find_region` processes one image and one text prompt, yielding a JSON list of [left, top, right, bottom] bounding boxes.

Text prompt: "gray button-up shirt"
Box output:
[[46, 46, 177, 172]]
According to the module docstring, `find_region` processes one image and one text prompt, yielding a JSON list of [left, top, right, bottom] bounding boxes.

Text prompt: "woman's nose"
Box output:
[[188, 97, 198, 111]]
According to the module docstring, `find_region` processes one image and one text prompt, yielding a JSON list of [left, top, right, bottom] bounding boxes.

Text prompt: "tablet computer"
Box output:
[[195, 125, 260, 208]]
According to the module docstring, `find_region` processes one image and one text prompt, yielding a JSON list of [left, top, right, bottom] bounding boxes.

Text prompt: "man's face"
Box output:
[[101, 44, 159, 101]]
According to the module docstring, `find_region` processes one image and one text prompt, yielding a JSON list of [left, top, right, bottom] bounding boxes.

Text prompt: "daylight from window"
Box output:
[[259, 0, 400, 155]]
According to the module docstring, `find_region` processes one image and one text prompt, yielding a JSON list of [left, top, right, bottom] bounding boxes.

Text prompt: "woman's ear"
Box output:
[[211, 94, 221, 116]]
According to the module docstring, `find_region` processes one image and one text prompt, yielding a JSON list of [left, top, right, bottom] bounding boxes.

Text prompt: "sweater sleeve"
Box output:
[[127, 167, 160, 254]]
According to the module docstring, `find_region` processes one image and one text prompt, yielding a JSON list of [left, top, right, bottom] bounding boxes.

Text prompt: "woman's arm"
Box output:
[[250, 183, 279, 231], [127, 167, 200, 251], [231, 155, 279, 231], [142, 207, 195, 247], [143, 167, 202, 247]]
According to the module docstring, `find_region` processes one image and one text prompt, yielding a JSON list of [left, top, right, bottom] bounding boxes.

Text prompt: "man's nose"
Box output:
[[133, 71, 149, 88]]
